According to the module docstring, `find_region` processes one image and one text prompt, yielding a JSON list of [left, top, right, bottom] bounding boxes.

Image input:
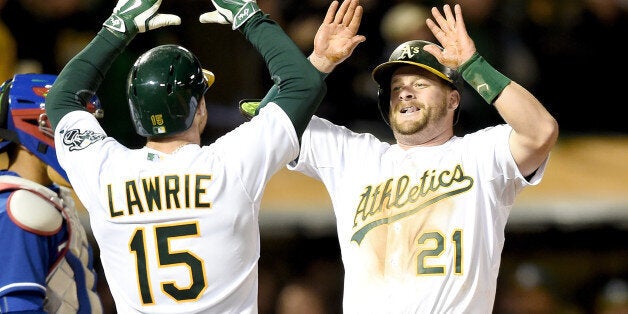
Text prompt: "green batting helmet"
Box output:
[[128, 44, 215, 137], [371, 40, 463, 124]]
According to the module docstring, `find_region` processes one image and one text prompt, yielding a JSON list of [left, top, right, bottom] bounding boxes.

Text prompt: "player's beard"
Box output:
[[389, 99, 448, 136]]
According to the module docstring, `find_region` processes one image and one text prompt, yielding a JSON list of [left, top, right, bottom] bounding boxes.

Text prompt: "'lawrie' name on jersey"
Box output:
[[106, 174, 212, 218]]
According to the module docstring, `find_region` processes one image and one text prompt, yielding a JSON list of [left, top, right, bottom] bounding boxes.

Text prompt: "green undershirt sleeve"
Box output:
[[240, 13, 326, 137], [256, 68, 328, 115], [46, 28, 130, 130]]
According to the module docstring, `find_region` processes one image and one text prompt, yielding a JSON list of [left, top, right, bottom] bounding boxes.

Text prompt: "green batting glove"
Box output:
[[238, 99, 261, 121], [103, 0, 181, 37], [199, 0, 260, 30]]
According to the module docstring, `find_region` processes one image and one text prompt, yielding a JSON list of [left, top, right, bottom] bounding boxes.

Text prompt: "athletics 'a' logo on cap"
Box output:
[[398, 45, 421, 60]]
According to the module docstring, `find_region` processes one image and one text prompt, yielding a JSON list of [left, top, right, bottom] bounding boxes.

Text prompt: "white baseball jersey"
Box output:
[[54, 103, 298, 314], [289, 116, 548, 313]]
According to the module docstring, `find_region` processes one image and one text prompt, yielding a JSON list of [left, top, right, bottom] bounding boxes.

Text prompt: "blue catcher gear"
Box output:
[[0, 74, 103, 182]]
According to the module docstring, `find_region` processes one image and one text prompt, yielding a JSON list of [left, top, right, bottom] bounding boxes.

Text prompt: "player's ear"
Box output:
[[447, 89, 460, 111], [196, 98, 207, 117]]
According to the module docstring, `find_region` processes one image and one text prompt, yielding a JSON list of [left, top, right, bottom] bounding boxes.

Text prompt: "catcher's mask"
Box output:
[[0, 73, 103, 182], [371, 40, 463, 125], [128, 44, 215, 138]]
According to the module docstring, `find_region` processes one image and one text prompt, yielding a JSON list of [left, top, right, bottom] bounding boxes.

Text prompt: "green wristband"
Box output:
[[459, 53, 511, 104]]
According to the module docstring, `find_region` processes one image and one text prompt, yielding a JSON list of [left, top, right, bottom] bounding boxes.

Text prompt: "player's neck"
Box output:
[[395, 127, 454, 150], [146, 131, 200, 154], [8, 147, 53, 185], [146, 140, 194, 154]]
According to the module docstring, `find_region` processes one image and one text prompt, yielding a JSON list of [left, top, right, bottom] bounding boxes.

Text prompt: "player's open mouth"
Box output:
[[400, 106, 419, 114]]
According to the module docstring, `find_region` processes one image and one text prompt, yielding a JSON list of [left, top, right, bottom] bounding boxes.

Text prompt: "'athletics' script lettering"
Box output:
[[351, 164, 473, 244]]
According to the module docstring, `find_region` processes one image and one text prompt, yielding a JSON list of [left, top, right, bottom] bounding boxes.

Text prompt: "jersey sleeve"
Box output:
[[288, 116, 389, 182], [53, 110, 120, 212], [464, 124, 549, 207], [214, 102, 300, 201]]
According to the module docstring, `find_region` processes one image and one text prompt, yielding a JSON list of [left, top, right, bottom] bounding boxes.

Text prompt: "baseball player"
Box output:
[[0, 73, 103, 313], [244, 3, 559, 313], [44, 0, 331, 312]]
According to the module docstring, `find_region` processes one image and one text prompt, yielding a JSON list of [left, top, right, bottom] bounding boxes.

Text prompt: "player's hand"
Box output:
[[309, 0, 366, 73], [238, 99, 260, 121], [199, 0, 260, 30], [424, 4, 476, 69], [103, 0, 181, 37]]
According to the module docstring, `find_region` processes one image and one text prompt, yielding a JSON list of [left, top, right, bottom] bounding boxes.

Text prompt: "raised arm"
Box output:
[[201, 0, 326, 138], [45, 0, 180, 130], [425, 4, 558, 177], [308, 0, 366, 74], [239, 0, 365, 120]]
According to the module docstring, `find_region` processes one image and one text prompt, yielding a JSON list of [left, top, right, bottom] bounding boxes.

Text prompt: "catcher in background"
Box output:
[[243, 2, 559, 313], [0, 74, 103, 313], [44, 0, 335, 312]]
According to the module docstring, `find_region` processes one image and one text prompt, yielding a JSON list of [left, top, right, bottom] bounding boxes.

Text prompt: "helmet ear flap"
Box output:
[[0, 79, 19, 149], [377, 86, 391, 127]]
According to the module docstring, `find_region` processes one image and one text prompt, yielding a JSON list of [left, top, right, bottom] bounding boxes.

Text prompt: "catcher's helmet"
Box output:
[[128, 44, 215, 137], [0, 73, 103, 182], [371, 40, 464, 124]]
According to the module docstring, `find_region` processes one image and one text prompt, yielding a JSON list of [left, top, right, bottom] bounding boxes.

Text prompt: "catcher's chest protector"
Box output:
[[0, 176, 103, 314]]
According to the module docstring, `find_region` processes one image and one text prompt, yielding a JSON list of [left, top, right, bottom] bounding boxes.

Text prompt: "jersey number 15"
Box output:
[[130, 222, 206, 304]]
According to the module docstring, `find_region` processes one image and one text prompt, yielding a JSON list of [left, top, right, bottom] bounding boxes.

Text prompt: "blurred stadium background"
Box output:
[[2, 0, 626, 313]]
